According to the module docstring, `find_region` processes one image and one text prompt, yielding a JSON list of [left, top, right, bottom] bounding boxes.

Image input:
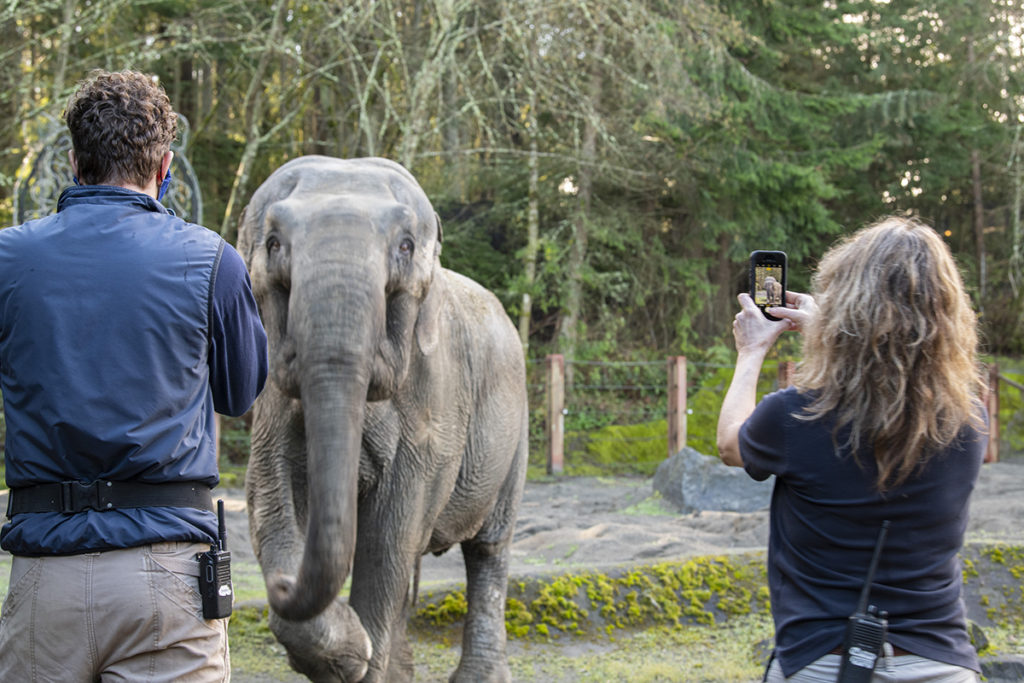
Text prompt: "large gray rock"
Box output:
[[981, 655, 1024, 682], [653, 446, 773, 514]]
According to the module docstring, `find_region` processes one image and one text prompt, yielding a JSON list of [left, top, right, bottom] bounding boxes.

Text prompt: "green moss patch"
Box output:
[[564, 420, 669, 477], [962, 542, 1024, 632], [413, 552, 768, 640], [227, 605, 296, 680]]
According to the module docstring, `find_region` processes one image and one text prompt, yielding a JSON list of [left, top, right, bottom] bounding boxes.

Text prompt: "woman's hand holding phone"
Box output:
[[768, 291, 818, 334], [733, 290, 817, 355], [733, 293, 790, 355]]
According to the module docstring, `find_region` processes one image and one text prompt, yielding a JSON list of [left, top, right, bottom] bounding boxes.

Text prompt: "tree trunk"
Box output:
[[971, 147, 986, 313], [966, 39, 986, 313], [219, 0, 289, 239], [561, 36, 603, 388], [518, 89, 540, 351], [176, 53, 196, 127], [53, 0, 75, 97]]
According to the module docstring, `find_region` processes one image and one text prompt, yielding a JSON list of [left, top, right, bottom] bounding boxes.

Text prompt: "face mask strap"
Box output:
[[157, 169, 172, 202]]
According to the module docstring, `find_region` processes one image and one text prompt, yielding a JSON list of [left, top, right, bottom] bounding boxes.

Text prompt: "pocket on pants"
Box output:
[[145, 543, 216, 630], [0, 556, 42, 626]]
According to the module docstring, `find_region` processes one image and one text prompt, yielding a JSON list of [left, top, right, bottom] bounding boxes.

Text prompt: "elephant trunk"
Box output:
[[267, 266, 378, 622]]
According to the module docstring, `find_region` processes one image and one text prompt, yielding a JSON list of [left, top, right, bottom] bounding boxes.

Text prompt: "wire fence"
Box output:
[[525, 357, 744, 475], [526, 357, 1021, 475]]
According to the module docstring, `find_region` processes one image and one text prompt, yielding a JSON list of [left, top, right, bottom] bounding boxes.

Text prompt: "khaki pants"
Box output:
[[0, 542, 229, 682], [766, 652, 978, 682]]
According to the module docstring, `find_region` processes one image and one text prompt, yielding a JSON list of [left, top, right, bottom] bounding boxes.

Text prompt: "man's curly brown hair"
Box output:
[[64, 70, 177, 187]]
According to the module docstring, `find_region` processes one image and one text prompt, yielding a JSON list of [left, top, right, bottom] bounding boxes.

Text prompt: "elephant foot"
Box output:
[[356, 661, 412, 683], [449, 655, 512, 683], [270, 599, 372, 682]]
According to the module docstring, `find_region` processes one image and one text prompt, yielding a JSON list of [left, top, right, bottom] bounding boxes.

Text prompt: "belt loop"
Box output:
[[60, 481, 74, 514]]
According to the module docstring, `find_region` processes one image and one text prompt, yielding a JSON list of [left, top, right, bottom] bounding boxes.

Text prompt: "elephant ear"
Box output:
[[415, 214, 444, 356], [236, 205, 257, 268], [415, 264, 445, 356]]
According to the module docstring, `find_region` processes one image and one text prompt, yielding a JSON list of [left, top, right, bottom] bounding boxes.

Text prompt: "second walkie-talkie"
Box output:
[[198, 499, 233, 619], [836, 520, 891, 683]]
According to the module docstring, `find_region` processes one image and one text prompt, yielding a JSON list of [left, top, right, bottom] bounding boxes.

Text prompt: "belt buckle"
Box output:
[[60, 481, 101, 514]]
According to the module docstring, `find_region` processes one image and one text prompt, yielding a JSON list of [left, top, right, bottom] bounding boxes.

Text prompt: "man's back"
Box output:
[[0, 185, 229, 555]]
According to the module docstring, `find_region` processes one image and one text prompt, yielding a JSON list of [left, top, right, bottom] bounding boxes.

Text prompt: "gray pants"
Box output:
[[0, 541, 229, 682], [765, 652, 978, 682]]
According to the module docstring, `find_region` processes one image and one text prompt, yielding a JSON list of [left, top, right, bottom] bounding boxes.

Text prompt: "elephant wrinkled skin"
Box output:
[[237, 156, 528, 682]]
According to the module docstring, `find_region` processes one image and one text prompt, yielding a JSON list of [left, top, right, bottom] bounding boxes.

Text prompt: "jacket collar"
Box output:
[[57, 185, 170, 215]]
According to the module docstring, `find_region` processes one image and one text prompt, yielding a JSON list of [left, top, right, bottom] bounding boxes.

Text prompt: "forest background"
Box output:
[[2, 0, 1024, 469]]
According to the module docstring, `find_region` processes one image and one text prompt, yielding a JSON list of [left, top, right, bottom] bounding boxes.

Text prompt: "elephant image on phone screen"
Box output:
[[238, 156, 529, 683], [763, 275, 783, 306]]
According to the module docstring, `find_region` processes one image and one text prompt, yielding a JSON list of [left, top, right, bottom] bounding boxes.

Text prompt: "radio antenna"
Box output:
[[856, 520, 890, 614], [217, 499, 227, 551]]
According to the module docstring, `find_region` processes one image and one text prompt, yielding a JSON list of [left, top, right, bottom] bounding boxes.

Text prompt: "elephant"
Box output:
[[237, 156, 529, 682], [763, 276, 782, 306]]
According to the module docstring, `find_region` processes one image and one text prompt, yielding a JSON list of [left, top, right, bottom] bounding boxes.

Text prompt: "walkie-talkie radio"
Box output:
[[198, 499, 233, 619], [836, 520, 891, 683]]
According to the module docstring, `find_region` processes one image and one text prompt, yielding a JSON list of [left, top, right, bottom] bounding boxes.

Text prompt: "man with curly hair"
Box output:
[[0, 70, 268, 681]]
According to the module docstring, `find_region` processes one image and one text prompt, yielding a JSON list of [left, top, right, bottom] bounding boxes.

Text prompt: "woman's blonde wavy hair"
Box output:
[[794, 216, 985, 490]]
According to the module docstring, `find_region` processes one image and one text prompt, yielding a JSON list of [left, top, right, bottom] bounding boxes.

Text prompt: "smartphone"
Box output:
[[749, 250, 787, 321]]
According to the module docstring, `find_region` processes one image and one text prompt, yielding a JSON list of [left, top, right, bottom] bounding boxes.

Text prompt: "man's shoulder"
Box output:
[[0, 215, 58, 251]]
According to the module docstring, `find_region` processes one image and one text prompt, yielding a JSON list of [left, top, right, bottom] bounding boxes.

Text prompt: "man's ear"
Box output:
[[68, 150, 78, 177], [160, 150, 174, 179]]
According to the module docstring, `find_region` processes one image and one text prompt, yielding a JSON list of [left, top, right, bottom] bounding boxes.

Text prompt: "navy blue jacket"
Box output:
[[0, 186, 268, 555], [740, 387, 985, 676]]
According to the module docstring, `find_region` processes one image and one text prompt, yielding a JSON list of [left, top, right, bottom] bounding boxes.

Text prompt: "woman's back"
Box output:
[[740, 386, 985, 676]]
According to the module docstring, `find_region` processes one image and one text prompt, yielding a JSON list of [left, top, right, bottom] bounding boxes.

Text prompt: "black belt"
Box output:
[[6, 480, 215, 518]]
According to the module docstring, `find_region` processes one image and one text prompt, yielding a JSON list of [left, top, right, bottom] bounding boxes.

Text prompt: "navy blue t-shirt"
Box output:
[[739, 387, 985, 676]]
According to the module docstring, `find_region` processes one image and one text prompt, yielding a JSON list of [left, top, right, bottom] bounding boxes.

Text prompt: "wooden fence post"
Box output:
[[985, 363, 999, 463], [667, 356, 687, 458], [778, 361, 796, 389], [546, 354, 565, 474]]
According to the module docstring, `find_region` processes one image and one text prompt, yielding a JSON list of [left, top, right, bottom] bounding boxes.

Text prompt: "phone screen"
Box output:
[[749, 250, 787, 320], [754, 264, 785, 307]]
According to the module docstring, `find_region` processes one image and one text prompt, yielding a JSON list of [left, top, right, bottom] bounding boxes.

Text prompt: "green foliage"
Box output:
[[218, 415, 251, 467], [418, 590, 468, 626], [3, 1, 1024, 356], [566, 420, 668, 477], [997, 363, 1024, 459]]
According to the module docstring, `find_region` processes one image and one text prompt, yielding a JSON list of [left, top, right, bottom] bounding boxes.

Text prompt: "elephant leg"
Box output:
[[451, 539, 512, 683], [348, 486, 425, 683], [385, 596, 414, 683], [450, 422, 526, 683]]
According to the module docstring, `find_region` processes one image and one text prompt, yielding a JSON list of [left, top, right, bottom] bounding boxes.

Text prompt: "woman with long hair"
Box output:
[[717, 217, 987, 682]]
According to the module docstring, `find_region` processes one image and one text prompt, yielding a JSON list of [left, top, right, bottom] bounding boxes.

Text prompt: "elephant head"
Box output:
[[238, 156, 443, 621]]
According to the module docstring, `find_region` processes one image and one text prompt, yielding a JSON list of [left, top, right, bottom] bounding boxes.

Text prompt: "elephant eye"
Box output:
[[399, 238, 414, 255], [266, 235, 281, 253]]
